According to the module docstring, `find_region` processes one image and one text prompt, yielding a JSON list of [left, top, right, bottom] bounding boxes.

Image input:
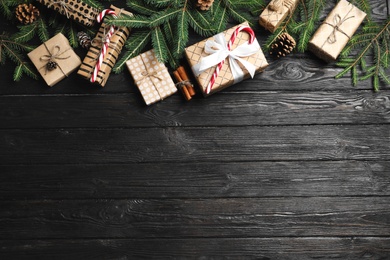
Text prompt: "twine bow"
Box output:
[[138, 68, 165, 99], [47, 0, 74, 18], [269, 0, 284, 12], [324, 13, 355, 44], [39, 43, 70, 75], [175, 80, 192, 89]]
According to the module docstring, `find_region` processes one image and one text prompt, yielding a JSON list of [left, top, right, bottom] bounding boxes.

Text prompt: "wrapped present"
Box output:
[[27, 33, 81, 87], [259, 0, 299, 33], [37, 0, 100, 26], [126, 49, 177, 106], [308, 0, 366, 62], [77, 5, 132, 87], [185, 22, 268, 97]]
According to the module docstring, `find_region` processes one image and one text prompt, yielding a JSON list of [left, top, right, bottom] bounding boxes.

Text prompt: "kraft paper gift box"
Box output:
[[37, 0, 100, 26], [308, 0, 366, 62], [126, 49, 177, 106], [28, 33, 81, 87], [77, 5, 132, 87], [259, 0, 299, 33], [185, 22, 268, 97]]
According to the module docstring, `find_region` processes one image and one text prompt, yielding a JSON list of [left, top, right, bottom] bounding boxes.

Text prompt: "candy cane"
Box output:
[[206, 25, 256, 94], [91, 9, 117, 83]]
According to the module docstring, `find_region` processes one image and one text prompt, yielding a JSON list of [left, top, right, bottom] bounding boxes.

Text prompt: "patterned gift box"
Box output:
[[28, 33, 81, 87], [185, 22, 268, 97], [77, 5, 132, 87], [37, 0, 100, 26], [126, 49, 177, 106], [308, 0, 366, 62], [259, 0, 299, 33]]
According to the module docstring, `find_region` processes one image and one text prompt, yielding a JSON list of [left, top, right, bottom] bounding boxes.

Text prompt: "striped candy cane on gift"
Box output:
[[205, 25, 256, 95], [90, 9, 117, 83]]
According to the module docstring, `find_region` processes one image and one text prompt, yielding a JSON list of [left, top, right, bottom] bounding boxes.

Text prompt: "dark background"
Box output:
[[0, 0, 389, 258]]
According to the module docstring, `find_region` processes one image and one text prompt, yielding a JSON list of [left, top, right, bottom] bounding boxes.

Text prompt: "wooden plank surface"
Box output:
[[0, 0, 389, 258], [1, 237, 389, 260], [0, 160, 389, 199], [1, 125, 389, 164], [1, 91, 390, 128]]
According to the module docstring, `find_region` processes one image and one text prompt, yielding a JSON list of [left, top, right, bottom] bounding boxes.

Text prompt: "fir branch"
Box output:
[[151, 26, 169, 63], [113, 30, 152, 73], [37, 17, 50, 42], [126, 0, 157, 15], [173, 7, 189, 59], [336, 19, 390, 91], [12, 23, 37, 43], [1, 34, 38, 80]]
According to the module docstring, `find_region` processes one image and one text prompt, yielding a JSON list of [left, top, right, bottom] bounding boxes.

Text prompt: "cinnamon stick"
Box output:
[[173, 70, 191, 101], [177, 66, 196, 96]]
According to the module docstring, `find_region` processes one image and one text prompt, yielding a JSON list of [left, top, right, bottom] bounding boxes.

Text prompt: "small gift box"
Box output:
[[37, 0, 100, 26], [27, 33, 81, 87], [308, 0, 366, 62], [259, 0, 299, 33], [77, 5, 132, 87], [185, 22, 268, 97], [126, 49, 177, 106]]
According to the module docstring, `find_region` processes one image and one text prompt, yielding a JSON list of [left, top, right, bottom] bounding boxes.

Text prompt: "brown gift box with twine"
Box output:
[[37, 0, 100, 26], [28, 33, 81, 87], [126, 49, 177, 106], [308, 0, 366, 62], [77, 5, 132, 87], [259, 0, 299, 33], [185, 22, 268, 97]]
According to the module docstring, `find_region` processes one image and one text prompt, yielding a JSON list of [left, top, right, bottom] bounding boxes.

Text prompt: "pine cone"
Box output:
[[196, 0, 214, 11], [77, 31, 92, 49], [15, 3, 40, 25], [46, 61, 58, 71], [269, 32, 296, 58]]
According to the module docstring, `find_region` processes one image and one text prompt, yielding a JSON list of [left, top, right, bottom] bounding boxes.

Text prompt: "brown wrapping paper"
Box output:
[[77, 5, 132, 87], [185, 22, 268, 97], [28, 33, 81, 87], [308, 0, 366, 62], [126, 49, 177, 106], [259, 0, 299, 33], [37, 0, 100, 26]]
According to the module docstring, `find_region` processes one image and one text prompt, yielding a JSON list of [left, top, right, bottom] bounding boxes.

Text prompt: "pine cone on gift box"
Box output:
[[270, 32, 296, 58], [196, 0, 214, 11], [15, 3, 40, 25]]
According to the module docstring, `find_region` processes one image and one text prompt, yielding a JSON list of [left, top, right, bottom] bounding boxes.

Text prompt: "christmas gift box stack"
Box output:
[[27, 33, 81, 86], [185, 22, 268, 97], [37, 0, 100, 26], [126, 49, 177, 106], [77, 5, 132, 87], [308, 0, 366, 62], [259, 0, 299, 32]]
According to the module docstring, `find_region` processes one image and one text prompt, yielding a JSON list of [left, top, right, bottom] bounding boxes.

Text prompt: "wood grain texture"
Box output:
[[0, 0, 388, 258], [0, 161, 389, 200], [1, 125, 389, 164], [1, 197, 390, 239], [1, 237, 390, 259], [1, 91, 390, 128]]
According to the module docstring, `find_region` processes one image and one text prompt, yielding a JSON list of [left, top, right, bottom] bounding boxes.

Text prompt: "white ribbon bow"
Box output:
[[192, 32, 260, 84]]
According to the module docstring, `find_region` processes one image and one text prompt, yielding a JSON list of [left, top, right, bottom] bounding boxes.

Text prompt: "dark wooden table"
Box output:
[[1, 0, 389, 259]]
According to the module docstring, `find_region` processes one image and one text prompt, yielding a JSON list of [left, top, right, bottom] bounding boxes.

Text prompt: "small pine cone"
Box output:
[[269, 32, 296, 58], [77, 31, 92, 49], [196, 0, 214, 11], [46, 61, 58, 71], [15, 3, 40, 25]]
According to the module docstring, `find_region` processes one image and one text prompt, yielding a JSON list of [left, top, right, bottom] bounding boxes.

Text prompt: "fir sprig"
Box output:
[[336, 19, 390, 91], [0, 33, 38, 80]]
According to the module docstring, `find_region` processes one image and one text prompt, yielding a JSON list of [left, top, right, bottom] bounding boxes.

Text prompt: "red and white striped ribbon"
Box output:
[[206, 25, 256, 95], [90, 9, 117, 83]]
